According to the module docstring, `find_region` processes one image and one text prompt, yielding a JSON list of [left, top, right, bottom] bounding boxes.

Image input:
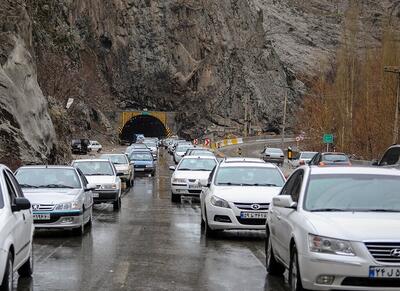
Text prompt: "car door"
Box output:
[[200, 167, 215, 217], [269, 171, 298, 260], [3, 170, 28, 266], [277, 170, 304, 264]]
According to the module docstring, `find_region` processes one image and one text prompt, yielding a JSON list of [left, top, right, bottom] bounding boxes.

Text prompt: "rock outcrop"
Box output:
[[0, 1, 56, 168]]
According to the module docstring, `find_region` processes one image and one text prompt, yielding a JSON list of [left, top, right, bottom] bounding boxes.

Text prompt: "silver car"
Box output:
[[100, 154, 135, 187], [261, 147, 285, 166], [15, 166, 95, 235]]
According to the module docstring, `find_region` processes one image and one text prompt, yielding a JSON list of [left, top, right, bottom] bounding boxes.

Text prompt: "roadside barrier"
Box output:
[[215, 138, 243, 148]]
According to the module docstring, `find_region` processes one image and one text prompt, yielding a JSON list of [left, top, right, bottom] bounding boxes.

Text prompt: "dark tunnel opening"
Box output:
[[120, 115, 167, 142]]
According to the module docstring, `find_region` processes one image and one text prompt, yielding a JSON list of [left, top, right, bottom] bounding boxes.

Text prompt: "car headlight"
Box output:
[[172, 178, 186, 183], [146, 164, 153, 168], [210, 196, 230, 208], [101, 183, 118, 190], [55, 202, 80, 210], [308, 234, 355, 256]]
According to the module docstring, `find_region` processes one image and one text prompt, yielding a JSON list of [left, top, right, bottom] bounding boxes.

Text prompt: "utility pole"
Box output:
[[244, 95, 248, 137], [384, 66, 400, 144], [281, 93, 288, 149]]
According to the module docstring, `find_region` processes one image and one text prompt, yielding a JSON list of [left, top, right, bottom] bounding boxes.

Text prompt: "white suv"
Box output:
[[200, 158, 285, 237], [266, 166, 400, 290], [0, 165, 34, 290]]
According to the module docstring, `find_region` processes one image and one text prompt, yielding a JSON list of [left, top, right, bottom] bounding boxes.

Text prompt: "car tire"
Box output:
[[265, 231, 285, 276], [289, 246, 306, 291], [126, 179, 131, 188], [86, 208, 93, 228], [171, 193, 181, 203], [97, 149, 101, 153], [200, 209, 205, 227], [204, 208, 217, 238], [18, 245, 33, 277], [113, 196, 121, 211], [73, 219, 85, 236], [0, 252, 13, 291]]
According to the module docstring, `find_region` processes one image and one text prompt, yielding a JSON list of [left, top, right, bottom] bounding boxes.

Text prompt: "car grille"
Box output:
[[342, 277, 400, 287], [234, 203, 269, 210], [188, 179, 196, 183], [32, 204, 55, 211], [188, 190, 201, 194], [134, 165, 146, 168], [365, 242, 400, 263], [236, 217, 266, 225]]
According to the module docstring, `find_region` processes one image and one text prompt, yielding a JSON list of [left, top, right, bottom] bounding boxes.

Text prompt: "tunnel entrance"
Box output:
[[120, 114, 167, 142]]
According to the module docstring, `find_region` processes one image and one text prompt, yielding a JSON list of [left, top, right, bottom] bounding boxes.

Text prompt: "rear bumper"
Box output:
[[93, 190, 119, 203], [134, 167, 154, 173]]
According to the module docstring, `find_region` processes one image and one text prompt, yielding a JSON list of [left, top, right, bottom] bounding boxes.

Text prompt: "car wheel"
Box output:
[[200, 209, 205, 227], [126, 179, 131, 188], [86, 208, 93, 228], [113, 196, 121, 211], [265, 231, 285, 276], [18, 245, 33, 277], [171, 193, 181, 203], [0, 252, 13, 291], [204, 208, 217, 238], [73, 218, 85, 236], [97, 149, 101, 153], [289, 246, 306, 291]]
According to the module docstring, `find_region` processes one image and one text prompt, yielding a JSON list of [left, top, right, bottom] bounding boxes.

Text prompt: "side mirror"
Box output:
[[272, 195, 297, 209], [85, 183, 96, 191], [371, 159, 379, 166], [116, 172, 124, 177], [12, 197, 31, 212], [169, 166, 176, 171]]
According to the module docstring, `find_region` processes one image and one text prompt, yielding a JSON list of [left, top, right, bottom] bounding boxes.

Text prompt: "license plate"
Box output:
[[135, 168, 145, 171], [189, 185, 200, 189], [33, 214, 50, 220], [369, 266, 400, 278], [240, 212, 268, 219], [92, 192, 99, 198]]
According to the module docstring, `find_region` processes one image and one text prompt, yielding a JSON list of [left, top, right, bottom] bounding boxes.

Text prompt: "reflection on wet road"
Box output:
[[16, 150, 289, 290]]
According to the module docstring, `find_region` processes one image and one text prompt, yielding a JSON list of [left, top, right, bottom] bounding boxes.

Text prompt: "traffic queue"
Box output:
[[2, 136, 400, 291]]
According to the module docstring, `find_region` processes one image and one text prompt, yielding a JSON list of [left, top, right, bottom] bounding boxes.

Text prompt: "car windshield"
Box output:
[[215, 167, 285, 187], [266, 148, 283, 154], [101, 155, 127, 165], [16, 168, 81, 189], [133, 144, 148, 148], [305, 174, 400, 212], [178, 159, 217, 171], [189, 150, 214, 156], [322, 154, 349, 162], [130, 152, 153, 161], [73, 161, 114, 176], [176, 145, 192, 152], [301, 152, 317, 159]]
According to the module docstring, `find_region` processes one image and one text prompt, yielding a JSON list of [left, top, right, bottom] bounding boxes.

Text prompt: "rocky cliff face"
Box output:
[[0, 0, 57, 168]]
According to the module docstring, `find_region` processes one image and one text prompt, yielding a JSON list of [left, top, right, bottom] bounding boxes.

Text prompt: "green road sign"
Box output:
[[323, 134, 334, 144]]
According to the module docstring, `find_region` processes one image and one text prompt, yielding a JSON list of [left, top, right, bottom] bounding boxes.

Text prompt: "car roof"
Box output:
[[72, 159, 111, 163], [181, 155, 217, 160], [308, 166, 400, 176], [220, 158, 277, 168], [101, 153, 126, 156], [17, 165, 77, 170], [321, 152, 346, 155]]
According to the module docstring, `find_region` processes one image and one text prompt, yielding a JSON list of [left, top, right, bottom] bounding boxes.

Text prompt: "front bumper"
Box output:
[[206, 203, 266, 230], [33, 210, 83, 229], [299, 244, 400, 290], [171, 183, 202, 196], [93, 190, 119, 203], [134, 166, 154, 173]]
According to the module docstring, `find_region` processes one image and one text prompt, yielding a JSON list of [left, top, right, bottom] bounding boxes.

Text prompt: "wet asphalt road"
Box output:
[[15, 149, 290, 291]]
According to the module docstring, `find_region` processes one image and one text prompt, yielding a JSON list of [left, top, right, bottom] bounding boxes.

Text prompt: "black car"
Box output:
[[309, 152, 351, 166], [71, 139, 90, 155]]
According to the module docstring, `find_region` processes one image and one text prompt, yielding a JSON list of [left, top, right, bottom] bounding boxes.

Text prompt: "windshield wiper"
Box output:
[[362, 209, 400, 212], [86, 173, 113, 176], [177, 168, 192, 171], [310, 208, 348, 212], [252, 183, 279, 187], [217, 182, 242, 186], [196, 169, 212, 171], [37, 184, 74, 189], [19, 184, 39, 188]]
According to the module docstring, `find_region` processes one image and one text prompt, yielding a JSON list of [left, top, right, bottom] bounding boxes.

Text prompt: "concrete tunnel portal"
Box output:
[[120, 114, 167, 141]]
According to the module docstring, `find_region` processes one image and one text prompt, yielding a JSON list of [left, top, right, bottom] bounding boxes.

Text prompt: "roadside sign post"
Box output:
[[323, 134, 334, 152], [204, 138, 210, 147]]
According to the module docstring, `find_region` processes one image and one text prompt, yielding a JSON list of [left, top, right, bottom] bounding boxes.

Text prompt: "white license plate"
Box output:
[[370, 266, 400, 278], [189, 185, 200, 189], [33, 214, 50, 220], [135, 168, 145, 171], [92, 192, 99, 198], [240, 212, 268, 219]]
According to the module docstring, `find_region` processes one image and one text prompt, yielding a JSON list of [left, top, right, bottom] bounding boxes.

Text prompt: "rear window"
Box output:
[[266, 148, 283, 154], [322, 154, 349, 162]]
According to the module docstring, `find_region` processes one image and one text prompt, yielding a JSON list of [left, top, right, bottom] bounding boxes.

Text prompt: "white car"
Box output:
[[266, 166, 400, 291], [289, 151, 318, 168], [200, 158, 285, 237], [15, 166, 95, 235], [144, 141, 158, 160], [0, 165, 34, 290], [100, 154, 135, 187], [72, 159, 123, 210], [173, 144, 194, 164], [170, 156, 218, 203], [87, 140, 102, 153]]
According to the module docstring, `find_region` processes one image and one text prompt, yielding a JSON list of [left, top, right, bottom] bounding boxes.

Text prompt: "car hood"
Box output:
[[173, 171, 212, 180], [22, 188, 81, 204], [115, 164, 129, 171], [85, 176, 116, 184], [305, 212, 400, 241], [213, 186, 282, 203]]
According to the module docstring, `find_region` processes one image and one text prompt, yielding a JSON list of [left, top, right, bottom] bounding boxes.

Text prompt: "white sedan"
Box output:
[[266, 166, 400, 291], [200, 158, 285, 237], [170, 156, 218, 203], [0, 165, 34, 290]]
